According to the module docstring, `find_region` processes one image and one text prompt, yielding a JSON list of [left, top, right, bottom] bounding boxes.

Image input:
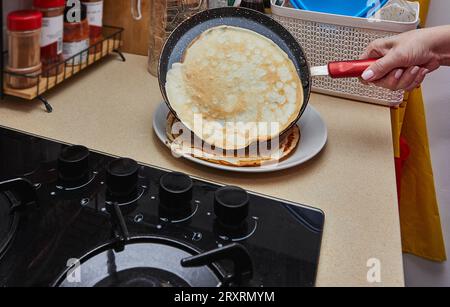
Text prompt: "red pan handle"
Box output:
[[328, 58, 378, 78]]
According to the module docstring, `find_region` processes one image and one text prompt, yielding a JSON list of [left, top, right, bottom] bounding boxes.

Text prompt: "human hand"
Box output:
[[360, 26, 450, 91]]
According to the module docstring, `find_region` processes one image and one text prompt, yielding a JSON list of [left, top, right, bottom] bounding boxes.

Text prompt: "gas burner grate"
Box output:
[[0, 192, 20, 258], [55, 238, 223, 288]]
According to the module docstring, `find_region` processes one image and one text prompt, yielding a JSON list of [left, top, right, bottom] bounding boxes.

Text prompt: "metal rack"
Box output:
[[0, 0, 126, 113]]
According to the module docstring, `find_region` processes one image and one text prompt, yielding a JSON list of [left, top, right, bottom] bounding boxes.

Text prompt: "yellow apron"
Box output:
[[391, 0, 447, 262]]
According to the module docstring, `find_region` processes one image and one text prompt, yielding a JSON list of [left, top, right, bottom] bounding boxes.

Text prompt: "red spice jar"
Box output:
[[6, 10, 43, 89], [81, 0, 104, 54], [33, 0, 65, 76], [63, 3, 90, 65]]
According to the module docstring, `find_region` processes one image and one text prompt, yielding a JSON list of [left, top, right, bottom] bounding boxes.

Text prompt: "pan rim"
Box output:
[[157, 6, 312, 151]]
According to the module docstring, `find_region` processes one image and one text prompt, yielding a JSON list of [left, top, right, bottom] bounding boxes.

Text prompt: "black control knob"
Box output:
[[159, 172, 193, 210], [106, 158, 139, 198], [214, 186, 249, 226], [58, 145, 90, 183]]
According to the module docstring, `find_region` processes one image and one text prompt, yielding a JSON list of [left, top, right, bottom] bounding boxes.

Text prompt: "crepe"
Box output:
[[165, 25, 304, 150], [165, 113, 300, 167]]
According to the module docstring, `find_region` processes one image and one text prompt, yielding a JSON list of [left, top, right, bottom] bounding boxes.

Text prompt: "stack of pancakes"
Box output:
[[164, 26, 304, 167]]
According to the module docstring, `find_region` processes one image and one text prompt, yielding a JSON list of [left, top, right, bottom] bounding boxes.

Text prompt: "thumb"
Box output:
[[361, 50, 401, 81]]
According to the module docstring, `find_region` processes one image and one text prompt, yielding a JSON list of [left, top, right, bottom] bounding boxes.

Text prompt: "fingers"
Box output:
[[360, 48, 383, 60], [368, 69, 404, 90], [422, 59, 440, 74], [396, 66, 421, 90], [364, 66, 429, 91], [360, 36, 410, 82], [359, 30, 436, 90], [360, 37, 394, 60], [361, 49, 408, 82], [405, 68, 429, 92]]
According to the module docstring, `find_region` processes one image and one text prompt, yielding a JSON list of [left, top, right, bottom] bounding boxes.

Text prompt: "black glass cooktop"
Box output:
[[0, 126, 324, 287]]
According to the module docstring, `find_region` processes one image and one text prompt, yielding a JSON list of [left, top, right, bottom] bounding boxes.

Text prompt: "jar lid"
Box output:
[[64, 3, 87, 23], [8, 10, 43, 31], [33, 0, 66, 9]]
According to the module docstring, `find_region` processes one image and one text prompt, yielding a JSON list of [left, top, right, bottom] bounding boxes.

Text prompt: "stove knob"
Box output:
[[159, 172, 193, 209], [58, 145, 90, 182], [214, 186, 249, 226], [106, 158, 139, 198]]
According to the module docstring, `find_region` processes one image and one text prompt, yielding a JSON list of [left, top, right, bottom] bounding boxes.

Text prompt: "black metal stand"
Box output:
[[34, 42, 126, 112], [37, 96, 53, 113], [108, 202, 130, 252], [181, 243, 254, 286], [113, 50, 126, 62], [0, 1, 125, 113]]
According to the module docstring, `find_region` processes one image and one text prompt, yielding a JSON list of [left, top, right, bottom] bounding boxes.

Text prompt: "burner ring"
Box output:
[[54, 236, 223, 287], [0, 192, 20, 258], [95, 268, 190, 287]]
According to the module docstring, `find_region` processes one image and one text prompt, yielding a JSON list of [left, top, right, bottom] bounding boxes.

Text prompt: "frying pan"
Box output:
[[158, 7, 376, 139]]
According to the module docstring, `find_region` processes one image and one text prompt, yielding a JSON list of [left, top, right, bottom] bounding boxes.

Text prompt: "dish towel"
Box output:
[[391, 0, 447, 262]]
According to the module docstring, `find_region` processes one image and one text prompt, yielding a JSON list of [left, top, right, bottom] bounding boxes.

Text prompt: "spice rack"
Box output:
[[0, 1, 125, 113]]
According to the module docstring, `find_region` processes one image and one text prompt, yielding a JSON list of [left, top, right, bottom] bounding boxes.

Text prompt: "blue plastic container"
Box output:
[[289, 0, 389, 17]]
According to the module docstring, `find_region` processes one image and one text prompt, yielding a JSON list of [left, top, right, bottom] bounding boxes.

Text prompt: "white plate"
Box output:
[[153, 103, 327, 173]]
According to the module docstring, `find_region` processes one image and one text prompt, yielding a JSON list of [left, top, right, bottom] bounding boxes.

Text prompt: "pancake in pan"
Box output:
[[165, 25, 304, 151]]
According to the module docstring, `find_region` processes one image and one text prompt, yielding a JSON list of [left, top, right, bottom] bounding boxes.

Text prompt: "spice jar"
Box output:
[[6, 10, 43, 89], [81, 0, 104, 54], [33, 0, 65, 77], [63, 3, 90, 65]]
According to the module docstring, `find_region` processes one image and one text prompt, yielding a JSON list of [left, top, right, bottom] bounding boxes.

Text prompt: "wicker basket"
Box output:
[[271, 0, 420, 106]]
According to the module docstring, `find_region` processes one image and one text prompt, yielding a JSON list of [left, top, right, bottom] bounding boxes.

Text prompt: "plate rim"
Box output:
[[152, 103, 327, 173]]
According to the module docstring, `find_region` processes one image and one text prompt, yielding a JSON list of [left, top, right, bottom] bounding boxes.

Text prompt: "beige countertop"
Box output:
[[0, 54, 404, 286]]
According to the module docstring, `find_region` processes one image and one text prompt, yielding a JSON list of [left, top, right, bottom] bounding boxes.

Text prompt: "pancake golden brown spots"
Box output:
[[165, 113, 300, 167], [165, 26, 304, 150]]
